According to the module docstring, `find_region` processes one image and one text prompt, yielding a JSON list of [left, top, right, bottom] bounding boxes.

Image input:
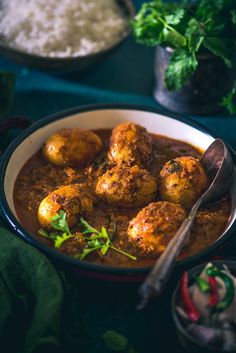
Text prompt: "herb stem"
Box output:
[[110, 245, 137, 260], [75, 245, 103, 260]]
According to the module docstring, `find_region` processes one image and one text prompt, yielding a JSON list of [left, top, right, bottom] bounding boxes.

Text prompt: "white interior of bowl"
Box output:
[[3, 108, 236, 241]]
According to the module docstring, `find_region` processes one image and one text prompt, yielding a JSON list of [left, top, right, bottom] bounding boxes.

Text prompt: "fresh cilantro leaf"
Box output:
[[99, 227, 110, 255], [164, 8, 185, 25], [77, 219, 137, 261], [50, 210, 71, 234], [0, 72, 16, 119], [54, 232, 74, 249], [102, 331, 128, 352], [221, 82, 236, 114], [100, 226, 137, 259], [196, 0, 225, 21], [132, 3, 186, 48], [80, 217, 99, 234], [163, 8, 186, 48], [133, 19, 164, 47], [39, 211, 74, 248], [87, 238, 103, 247], [186, 18, 204, 52], [101, 226, 109, 239], [203, 37, 232, 68], [196, 1, 232, 33], [101, 241, 110, 256], [188, 34, 204, 53], [77, 221, 108, 259], [164, 49, 198, 90], [132, 4, 165, 46]]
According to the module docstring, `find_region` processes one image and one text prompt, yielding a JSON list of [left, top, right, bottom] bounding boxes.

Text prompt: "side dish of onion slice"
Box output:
[[173, 262, 236, 351]]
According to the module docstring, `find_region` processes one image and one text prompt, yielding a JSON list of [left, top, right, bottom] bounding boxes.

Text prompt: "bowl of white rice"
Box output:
[[0, 0, 135, 72]]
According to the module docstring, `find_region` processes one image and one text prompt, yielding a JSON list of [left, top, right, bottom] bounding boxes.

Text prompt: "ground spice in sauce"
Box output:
[[13, 130, 231, 268]]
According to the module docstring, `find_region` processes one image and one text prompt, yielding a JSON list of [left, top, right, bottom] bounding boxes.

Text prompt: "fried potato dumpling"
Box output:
[[38, 184, 93, 229], [128, 201, 186, 257], [108, 122, 152, 167], [43, 128, 103, 167], [95, 165, 157, 208], [159, 156, 208, 209]]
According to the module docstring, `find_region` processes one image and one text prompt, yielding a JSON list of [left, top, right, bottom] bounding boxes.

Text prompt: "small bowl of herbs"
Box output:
[[172, 261, 236, 353], [132, 0, 236, 115]]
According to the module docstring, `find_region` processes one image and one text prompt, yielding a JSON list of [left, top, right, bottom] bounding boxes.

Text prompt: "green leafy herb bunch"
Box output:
[[132, 0, 236, 113]]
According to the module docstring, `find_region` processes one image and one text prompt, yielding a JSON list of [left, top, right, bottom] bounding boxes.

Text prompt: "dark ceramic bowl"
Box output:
[[0, 104, 236, 281], [172, 261, 236, 353], [0, 0, 135, 73]]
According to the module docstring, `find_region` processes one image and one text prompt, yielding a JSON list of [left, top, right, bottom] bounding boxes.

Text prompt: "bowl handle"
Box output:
[[0, 116, 32, 134], [0, 116, 32, 157]]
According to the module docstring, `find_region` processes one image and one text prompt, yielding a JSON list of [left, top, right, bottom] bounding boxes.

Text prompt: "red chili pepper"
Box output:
[[180, 271, 200, 322], [208, 276, 218, 307]]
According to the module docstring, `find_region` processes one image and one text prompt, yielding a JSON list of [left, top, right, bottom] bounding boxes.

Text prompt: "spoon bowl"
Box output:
[[138, 139, 234, 309], [201, 139, 233, 203]]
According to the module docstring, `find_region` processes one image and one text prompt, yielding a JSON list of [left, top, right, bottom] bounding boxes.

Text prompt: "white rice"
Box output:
[[0, 0, 128, 57]]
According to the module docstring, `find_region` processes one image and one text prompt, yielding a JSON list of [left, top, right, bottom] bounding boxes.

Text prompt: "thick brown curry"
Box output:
[[13, 128, 230, 267]]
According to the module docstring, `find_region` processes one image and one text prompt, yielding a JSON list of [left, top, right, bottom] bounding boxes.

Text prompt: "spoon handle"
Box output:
[[137, 199, 202, 310]]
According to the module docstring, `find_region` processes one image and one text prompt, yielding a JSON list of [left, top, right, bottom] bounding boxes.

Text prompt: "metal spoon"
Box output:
[[137, 138, 233, 310]]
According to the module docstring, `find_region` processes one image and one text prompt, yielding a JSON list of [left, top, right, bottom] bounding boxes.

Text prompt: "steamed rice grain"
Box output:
[[0, 0, 128, 57]]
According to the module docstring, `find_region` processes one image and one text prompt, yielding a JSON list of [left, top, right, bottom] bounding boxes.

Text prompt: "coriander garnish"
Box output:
[[38, 210, 73, 248], [38, 211, 137, 260], [76, 218, 137, 261]]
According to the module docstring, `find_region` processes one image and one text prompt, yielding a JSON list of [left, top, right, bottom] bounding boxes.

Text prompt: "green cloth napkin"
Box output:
[[0, 220, 88, 353]]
